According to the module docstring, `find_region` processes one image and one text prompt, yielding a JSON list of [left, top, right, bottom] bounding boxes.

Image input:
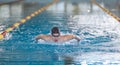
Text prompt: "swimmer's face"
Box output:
[[51, 27, 60, 37], [52, 33, 60, 37]]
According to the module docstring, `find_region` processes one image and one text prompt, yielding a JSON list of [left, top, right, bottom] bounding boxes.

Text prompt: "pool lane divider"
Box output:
[[0, 0, 59, 40], [92, 0, 120, 22]]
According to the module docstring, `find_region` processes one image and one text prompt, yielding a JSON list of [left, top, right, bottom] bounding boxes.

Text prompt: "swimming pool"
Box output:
[[0, 0, 120, 65]]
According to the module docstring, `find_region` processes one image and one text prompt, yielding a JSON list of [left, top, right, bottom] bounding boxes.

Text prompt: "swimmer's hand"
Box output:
[[35, 36, 39, 40], [73, 35, 80, 42], [77, 38, 80, 42], [76, 37, 80, 42]]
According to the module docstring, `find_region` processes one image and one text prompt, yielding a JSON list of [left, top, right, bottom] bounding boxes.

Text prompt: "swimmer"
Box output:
[[35, 27, 80, 42]]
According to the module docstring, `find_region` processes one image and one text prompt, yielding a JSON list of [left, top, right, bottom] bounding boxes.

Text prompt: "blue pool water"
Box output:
[[0, 0, 120, 65]]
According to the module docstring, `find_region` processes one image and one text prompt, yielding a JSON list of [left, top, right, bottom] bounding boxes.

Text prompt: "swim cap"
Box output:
[[51, 27, 60, 37]]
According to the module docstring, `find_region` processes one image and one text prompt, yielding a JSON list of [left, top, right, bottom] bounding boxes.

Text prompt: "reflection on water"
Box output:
[[47, 0, 92, 15], [0, 0, 120, 25], [47, 0, 120, 16], [95, 0, 120, 16], [0, 1, 23, 22], [63, 56, 74, 65], [0, 0, 50, 30], [98, 0, 120, 17]]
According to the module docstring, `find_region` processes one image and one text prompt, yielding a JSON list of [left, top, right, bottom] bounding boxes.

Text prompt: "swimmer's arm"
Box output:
[[64, 35, 80, 42], [35, 35, 50, 41], [35, 34, 44, 40]]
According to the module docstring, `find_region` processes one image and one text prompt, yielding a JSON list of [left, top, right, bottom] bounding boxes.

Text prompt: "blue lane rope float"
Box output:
[[0, 0, 59, 39]]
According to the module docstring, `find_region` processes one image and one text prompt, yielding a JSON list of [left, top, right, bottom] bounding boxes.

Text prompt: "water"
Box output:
[[0, 0, 120, 65]]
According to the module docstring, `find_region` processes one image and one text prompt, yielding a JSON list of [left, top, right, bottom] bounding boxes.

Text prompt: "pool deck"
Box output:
[[0, 0, 24, 5]]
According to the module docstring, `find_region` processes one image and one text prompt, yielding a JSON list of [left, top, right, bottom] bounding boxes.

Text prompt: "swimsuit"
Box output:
[[54, 38, 58, 42], [52, 37, 59, 42]]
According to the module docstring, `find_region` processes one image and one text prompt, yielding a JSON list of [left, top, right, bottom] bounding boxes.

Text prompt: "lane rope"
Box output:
[[0, 0, 58, 40], [92, 0, 120, 22]]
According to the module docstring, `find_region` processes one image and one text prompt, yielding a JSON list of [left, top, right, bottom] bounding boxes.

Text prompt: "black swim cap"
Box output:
[[51, 27, 60, 36]]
